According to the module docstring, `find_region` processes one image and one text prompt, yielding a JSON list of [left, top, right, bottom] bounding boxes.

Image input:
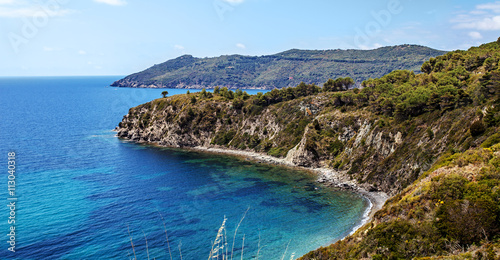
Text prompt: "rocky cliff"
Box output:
[[117, 39, 500, 259], [116, 90, 481, 196]]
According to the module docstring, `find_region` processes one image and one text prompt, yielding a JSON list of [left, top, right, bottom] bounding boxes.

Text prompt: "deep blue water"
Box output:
[[0, 77, 368, 259]]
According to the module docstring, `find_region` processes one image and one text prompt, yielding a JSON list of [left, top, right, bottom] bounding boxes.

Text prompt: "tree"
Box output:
[[232, 98, 244, 110], [324, 77, 355, 92], [342, 77, 355, 90], [421, 61, 432, 74], [323, 78, 335, 92], [200, 88, 213, 98], [161, 91, 169, 98]]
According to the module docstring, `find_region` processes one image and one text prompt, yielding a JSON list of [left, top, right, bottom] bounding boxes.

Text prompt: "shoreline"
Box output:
[[116, 135, 389, 245], [189, 146, 389, 235]]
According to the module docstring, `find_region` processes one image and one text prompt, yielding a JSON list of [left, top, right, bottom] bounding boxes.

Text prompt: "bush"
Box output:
[[232, 98, 244, 110], [211, 130, 236, 145], [328, 140, 344, 157], [470, 120, 486, 136], [435, 198, 498, 245], [313, 119, 321, 131], [426, 127, 434, 140], [268, 147, 286, 157], [482, 132, 500, 148]]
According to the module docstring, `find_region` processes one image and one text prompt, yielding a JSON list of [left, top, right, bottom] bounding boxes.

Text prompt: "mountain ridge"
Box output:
[[111, 44, 446, 89]]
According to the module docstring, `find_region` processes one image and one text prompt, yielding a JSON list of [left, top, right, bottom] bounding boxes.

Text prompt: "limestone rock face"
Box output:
[[285, 128, 318, 167], [116, 92, 478, 195]]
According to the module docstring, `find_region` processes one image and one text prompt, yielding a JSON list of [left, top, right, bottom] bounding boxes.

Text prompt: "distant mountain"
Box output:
[[111, 45, 446, 89]]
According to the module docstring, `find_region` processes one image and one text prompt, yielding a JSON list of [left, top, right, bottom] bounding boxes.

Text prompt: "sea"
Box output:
[[0, 76, 368, 259]]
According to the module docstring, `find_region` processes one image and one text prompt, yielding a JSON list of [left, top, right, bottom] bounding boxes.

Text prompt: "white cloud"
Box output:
[[477, 1, 500, 13], [78, 50, 87, 55], [452, 2, 500, 31], [222, 0, 245, 5], [174, 44, 185, 50], [236, 43, 246, 49], [94, 0, 127, 6], [455, 15, 500, 30], [470, 10, 488, 15], [357, 43, 383, 50], [469, 31, 483, 39]]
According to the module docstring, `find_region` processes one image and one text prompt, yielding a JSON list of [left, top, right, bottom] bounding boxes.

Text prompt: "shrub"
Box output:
[[328, 140, 344, 157], [268, 147, 286, 157], [232, 98, 244, 110], [426, 127, 434, 140], [470, 120, 486, 136], [211, 130, 236, 145], [435, 198, 498, 245], [313, 119, 321, 131], [482, 133, 500, 148]]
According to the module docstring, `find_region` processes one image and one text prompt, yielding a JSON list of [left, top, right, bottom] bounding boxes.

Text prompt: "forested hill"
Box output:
[[111, 44, 445, 89]]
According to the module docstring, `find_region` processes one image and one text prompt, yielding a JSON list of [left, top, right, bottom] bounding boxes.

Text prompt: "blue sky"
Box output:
[[1, 0, 499, 76]]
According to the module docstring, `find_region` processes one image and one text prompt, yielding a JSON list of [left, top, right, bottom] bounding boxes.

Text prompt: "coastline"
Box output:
[[116, 134, 390, 251], [189, 146, 389, 236]]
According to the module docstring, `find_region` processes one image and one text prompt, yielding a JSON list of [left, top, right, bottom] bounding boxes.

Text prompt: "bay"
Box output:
[[0, 76, 367, 259]]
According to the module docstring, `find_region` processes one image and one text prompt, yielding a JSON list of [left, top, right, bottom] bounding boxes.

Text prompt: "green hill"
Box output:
[[111, 45, 445, 89]]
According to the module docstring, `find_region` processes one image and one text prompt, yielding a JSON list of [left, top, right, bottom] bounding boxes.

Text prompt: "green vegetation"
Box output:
[[161, 90, 168, 98], [118, 39, 500, 259], [111, 45, 445, 89], [301, 146, 500, 260]]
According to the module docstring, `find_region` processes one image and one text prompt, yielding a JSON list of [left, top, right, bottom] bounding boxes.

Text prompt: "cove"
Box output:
[[0, 76, 368, 259]]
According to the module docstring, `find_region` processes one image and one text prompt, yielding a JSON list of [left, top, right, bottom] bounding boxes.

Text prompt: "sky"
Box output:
[[1, 0, 499, 76]]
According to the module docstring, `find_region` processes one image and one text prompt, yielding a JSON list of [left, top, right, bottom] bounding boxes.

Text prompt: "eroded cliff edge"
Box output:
[[116, 88, 479, 196], [116, 40, 500, 259]]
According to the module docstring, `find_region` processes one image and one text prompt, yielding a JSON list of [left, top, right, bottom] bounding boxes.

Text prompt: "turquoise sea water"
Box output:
[[0, 76, 368, 259]]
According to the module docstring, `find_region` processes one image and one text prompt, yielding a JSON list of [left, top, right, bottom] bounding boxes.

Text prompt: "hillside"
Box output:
[[111, 45, 445, 90], [116, 39, 500, 259]]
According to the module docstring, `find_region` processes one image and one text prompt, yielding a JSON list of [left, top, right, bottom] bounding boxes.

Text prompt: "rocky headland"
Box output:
[[116, 40, 500, 259]]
